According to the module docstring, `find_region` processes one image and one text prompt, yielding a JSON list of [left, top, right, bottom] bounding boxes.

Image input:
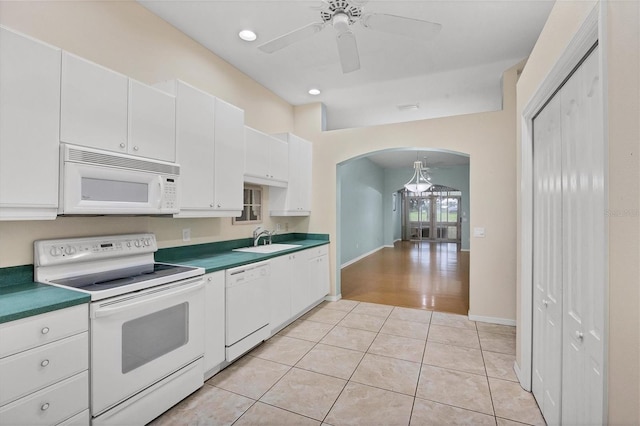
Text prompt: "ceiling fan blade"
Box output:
[[336, 31, 360, 73], [257, 22, 325, 53], [362, 13, 442, 40]]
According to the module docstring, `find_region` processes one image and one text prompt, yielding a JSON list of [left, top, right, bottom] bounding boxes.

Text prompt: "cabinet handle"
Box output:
[[542, 299, 549, 307], [210, 203, 214, 208], [575, 331, 584, 341], [217, 204, 221, 208], [41, 327, 50, 335], [40, 359, 50, 367], [41, 403, 50, 411], [133, 146, 139, 151], [207, 277, 212, 282], [119, 143, 126, 148]]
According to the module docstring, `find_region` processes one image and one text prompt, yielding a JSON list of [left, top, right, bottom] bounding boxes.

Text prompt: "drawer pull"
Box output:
[[40, 359, 50, 367], [41, 327, 50, 335], [41, 403, 50, 411]]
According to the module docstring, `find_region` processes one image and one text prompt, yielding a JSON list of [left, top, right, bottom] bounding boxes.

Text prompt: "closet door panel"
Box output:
[[532, 93, 563, 425], [560, 46, 604, 425]]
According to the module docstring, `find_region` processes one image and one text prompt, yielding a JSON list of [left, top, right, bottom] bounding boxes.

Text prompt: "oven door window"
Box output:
[[121, 302, 189, 373]]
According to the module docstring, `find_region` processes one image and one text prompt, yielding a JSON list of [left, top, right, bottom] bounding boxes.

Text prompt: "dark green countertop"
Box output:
[[0, 265, 90, 324], [0, 233, 329, 324], [155, 233, 330, 273]]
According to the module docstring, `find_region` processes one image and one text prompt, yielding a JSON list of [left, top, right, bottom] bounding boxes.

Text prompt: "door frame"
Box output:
[[517, 1, 606, 401]]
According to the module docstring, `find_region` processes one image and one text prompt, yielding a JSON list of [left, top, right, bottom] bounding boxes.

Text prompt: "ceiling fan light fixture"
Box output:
[[238, 29, 257, 42], [404, 160, 432, 193], [332, 12, 351, 34], [308, 88, 321, 96]]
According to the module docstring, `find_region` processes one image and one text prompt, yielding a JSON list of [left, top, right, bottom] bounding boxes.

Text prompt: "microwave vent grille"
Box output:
[[68, 148, 179, 175]]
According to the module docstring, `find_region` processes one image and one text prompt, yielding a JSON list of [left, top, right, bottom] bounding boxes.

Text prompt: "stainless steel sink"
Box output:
[[232, 243, 302, 254]]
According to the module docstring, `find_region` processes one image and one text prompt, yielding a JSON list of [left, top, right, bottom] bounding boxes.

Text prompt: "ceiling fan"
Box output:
[[257, 0, 442, 74]]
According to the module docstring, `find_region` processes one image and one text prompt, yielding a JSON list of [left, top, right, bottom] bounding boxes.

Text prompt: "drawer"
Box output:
[[0, 305, 88, 358], [306, 245, 328, 258], [0, 371, 88, 426], [57, 409, 89, 426], [0, 332, 88, 406]]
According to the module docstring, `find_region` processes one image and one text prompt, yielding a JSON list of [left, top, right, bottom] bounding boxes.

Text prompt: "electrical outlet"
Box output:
[[285, 223, 289, 232], [182, 228, 191, 242], [276, 223, 282, 232]]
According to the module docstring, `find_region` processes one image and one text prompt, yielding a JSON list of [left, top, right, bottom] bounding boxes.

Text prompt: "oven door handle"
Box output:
[[92, 279, 204, 319]]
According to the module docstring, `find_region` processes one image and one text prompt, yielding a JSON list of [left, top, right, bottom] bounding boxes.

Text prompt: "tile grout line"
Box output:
[[408, 315, 432, 426]]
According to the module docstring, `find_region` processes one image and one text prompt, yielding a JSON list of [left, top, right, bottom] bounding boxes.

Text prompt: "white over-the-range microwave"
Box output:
[[58, 143, 179, 215]]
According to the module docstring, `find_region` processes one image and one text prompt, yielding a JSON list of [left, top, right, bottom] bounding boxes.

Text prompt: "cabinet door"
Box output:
[[175, 82, 215, 210], [269, 136, 289, 183], [60, 52, 128, 152], [204, 272, 225, 373], [0, 28, 60, 219], [213, 98, 244, 211], [296, 137, 312, 211], [309, 254, 329, 303], [290, 252, 310, 316], [128, 80, 176, 162], [269, 255, 291, 334], [244, 127, 270, 179]]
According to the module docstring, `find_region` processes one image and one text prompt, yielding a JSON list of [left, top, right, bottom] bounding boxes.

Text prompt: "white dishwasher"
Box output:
[[225, 261, 271, 362]]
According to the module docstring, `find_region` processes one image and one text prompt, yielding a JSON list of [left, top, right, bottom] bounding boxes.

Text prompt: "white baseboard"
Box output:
[[468, 312, 516, 326], [340, 246, 384, 269], [461, 248, 470, 252], [324, 294, 342, 302], [383, 245, 394, 248]]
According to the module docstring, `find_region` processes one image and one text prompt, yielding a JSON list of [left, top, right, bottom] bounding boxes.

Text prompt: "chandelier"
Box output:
[[404, 160, 432, 193]]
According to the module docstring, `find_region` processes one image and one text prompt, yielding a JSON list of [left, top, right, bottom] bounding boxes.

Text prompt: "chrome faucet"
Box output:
[[253, 227, 273, 246]]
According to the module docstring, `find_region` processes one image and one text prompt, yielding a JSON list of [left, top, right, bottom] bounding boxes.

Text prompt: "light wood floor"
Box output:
[[340, 241, 469, 315]]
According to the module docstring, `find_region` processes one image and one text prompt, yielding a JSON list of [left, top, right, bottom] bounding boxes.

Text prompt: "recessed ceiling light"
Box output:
[[238, 30, 257, 42], [308, 88, 321, 96]]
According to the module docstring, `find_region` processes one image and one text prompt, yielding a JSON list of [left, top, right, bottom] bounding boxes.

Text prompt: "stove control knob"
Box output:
[[134, 240, 141, 248], [64, 246, 76, 256], [49, 246, 61, 257], [127, 242, 131, 248], [143, 239, 150, 247]]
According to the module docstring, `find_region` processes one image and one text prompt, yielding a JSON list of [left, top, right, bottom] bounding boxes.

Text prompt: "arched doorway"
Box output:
[[336, 148, 470, 314]]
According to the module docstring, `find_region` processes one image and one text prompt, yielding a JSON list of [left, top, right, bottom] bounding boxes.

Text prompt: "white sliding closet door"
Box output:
[[560, 47, 605, 425], [531, 45, 605, 425]]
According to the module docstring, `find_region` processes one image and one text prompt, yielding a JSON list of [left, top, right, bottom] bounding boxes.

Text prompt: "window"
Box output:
[[233, 185, 262, 224]]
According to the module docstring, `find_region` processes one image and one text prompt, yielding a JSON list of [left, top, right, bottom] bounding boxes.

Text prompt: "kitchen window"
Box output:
[[234, 185, 262, 224]]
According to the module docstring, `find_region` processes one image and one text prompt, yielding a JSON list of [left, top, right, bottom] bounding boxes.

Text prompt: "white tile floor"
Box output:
[[150, 300, 546, 425]]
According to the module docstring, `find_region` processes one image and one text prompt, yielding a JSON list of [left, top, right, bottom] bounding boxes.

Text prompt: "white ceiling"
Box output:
[[139, 0, 554, 132]]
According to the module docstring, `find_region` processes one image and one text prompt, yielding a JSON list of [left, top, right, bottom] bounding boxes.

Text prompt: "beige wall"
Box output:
[[294, 62, 521, 322], [0, 1, 309, 267], [516, 0, 640, 423]]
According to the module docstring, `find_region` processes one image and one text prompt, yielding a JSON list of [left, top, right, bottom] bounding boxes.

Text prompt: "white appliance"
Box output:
[[58, 143, 179, 215], [225, 261, 270, 361], [34, 233, 205, 425]]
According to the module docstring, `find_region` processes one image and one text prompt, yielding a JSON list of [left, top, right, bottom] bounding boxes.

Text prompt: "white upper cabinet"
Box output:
[[128, 80, 176, 162], [0, 27, 61, 220], [61, 52, 175, 162], [60, 52, 128, 152], [157, 80, 244, 217], [244, 126, 289, 187], [212, 98, 244, 213], [269, 133, 312, 216]]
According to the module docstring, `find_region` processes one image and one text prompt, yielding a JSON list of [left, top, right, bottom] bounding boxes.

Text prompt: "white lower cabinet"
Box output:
[[0, 305, 89, 425], [308, 246, 330, 303], [269, 245, 330, 334], [204, 271, 225, 378]]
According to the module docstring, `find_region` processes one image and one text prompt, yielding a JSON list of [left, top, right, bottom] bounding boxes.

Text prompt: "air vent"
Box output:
[[397, 104, 420, 111], [67, 147, 179, 175]]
